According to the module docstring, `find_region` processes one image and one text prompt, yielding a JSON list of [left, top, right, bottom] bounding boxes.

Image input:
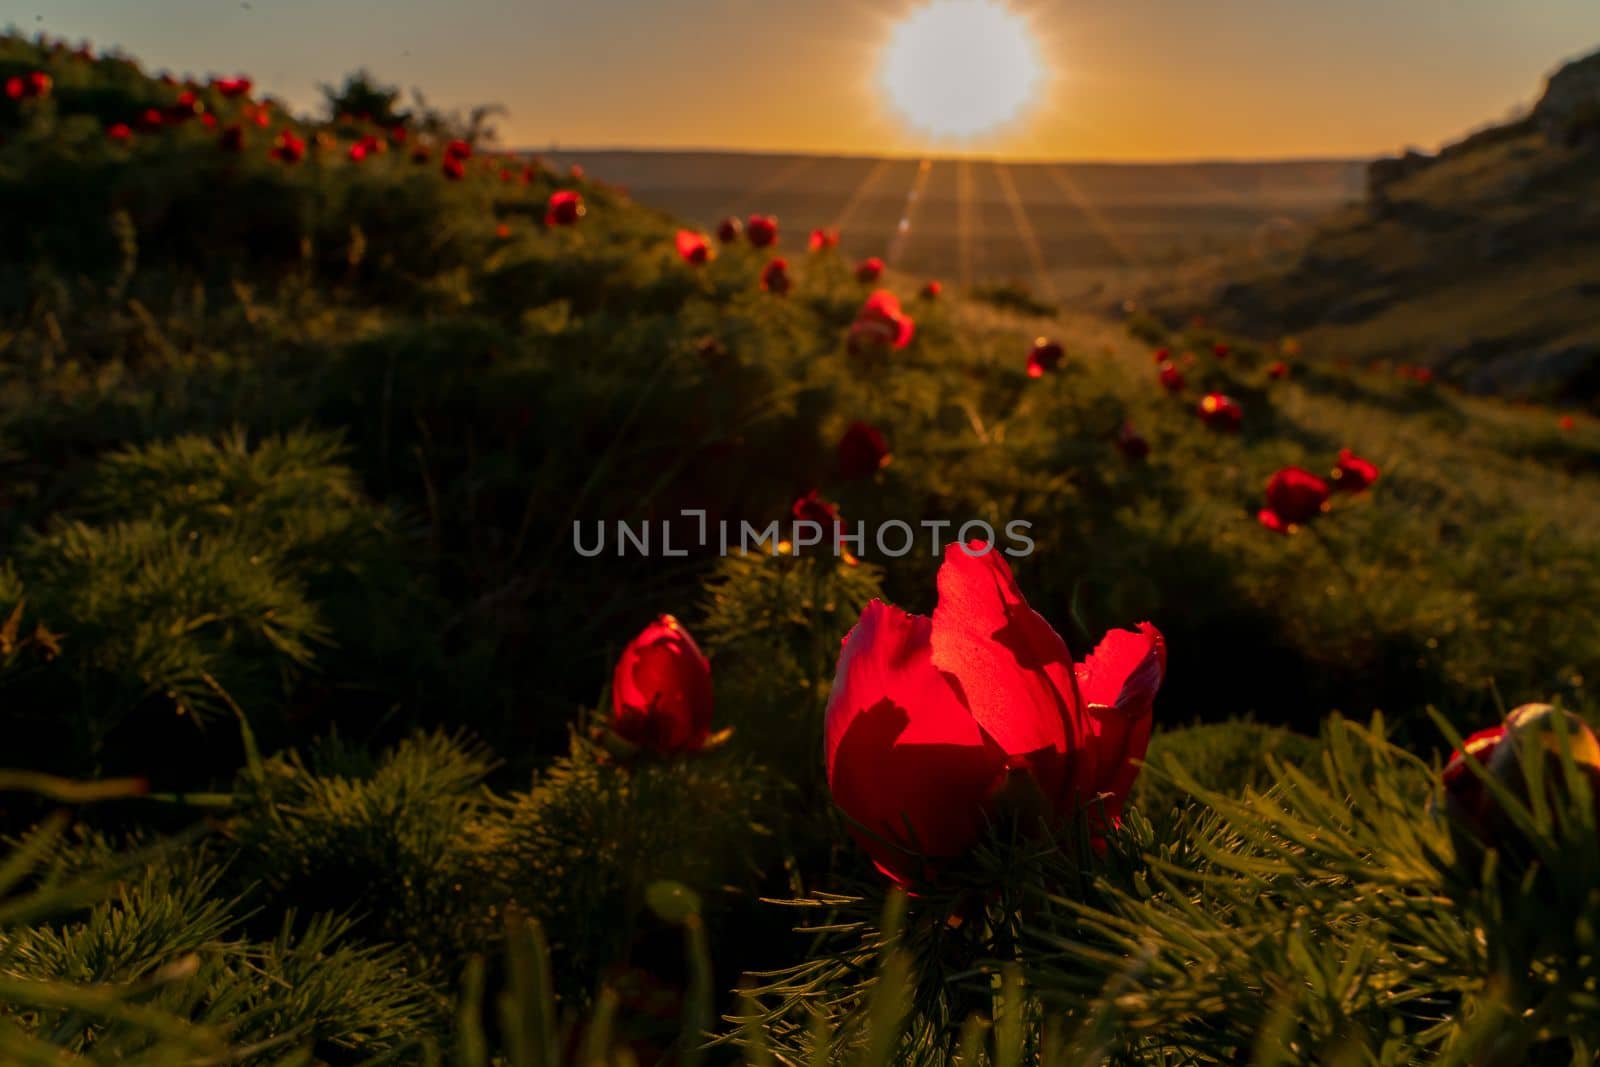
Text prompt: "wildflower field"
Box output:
[[2, 34, 1599, 1066]]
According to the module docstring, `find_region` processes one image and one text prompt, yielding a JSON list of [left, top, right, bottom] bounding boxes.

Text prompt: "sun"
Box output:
[[879, 0, 1045, 141]]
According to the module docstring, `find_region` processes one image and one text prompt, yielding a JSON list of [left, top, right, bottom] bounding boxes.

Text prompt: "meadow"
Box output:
[[1, 34, 1599, 1066]]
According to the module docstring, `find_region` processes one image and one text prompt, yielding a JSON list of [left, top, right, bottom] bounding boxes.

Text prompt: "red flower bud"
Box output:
[[760, 257, 791, 295], [675, 229, 712, 266], [855, 256, 884, 282], [920, 279, 942, 300], [1330, 449, 1379, 493], [838, 421, 891, 480], [611, 615, 714, 755], [716, 216, 742, 243], [546, 190, 584, 226], [1197, 393, 1242, 432], [1158, 362, 1184, 393], [746, 214, 778, 248], [1259, 467, 1329, 532], [1026, 338, 1064, 379], [809, 227, 839, 253]]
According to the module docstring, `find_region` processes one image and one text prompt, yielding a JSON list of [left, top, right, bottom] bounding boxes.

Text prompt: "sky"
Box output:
[[12, 0, 1600, 161]]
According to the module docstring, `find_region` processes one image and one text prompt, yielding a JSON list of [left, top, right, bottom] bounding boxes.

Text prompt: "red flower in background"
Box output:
[[389, 125, 408, 145], [855, 256, 885, 282], [19, 71, 51, 99], [1212, 342, 1230, 359], [824, 546, 1165, 883], [1027, 338, 1065, 379], [1443, 704, 1600, 845], [200, 113, 218, 129], [611, 615, 714, 755], [1117, 422, 1150, 461], [495, 223, 511, 240], [442, 156, 465, 181], [675, 229, 713, 265], [1258, 467, 1329, 533], [809, 227, 839, 253], [792, 489, 842, 533], [445, 139, 472, 161], [838, 421, 891, 480], [1559, 415, 1577, 431], [411, 145, 433, 164], [546, 190, 584, 226], [1267, 361, 1288, 380], [4, 77, 23, 101], [1330, 449, 1379, 493], [921, 280, 942, 300], [138, 108, 165, 131], [348, 142, 369, 162], [1158, 362, 1185, 393], [746, 214, 778, 248], [716, 216, 742, 243], [1153, 347, 1170, 364], [218, 124, 244, 152], [569, 163, 585, 179], [760, 258, 791, 295], [106, 122, 133, 142], [848, 290, 915, 357], [1197, 393, 1242, 432], [269, 130, 305, 164], [214, 76, 252, 98]]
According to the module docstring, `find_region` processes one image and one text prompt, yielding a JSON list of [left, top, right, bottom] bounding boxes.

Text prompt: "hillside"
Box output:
[[1143, 48, 1600, 408], [2, 31, 1600, 1065]]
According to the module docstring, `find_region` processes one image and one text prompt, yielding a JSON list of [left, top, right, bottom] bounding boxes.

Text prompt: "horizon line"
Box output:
[[514, 144, 1377, 168]]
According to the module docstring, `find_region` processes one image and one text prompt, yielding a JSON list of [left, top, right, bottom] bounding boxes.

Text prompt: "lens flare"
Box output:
[[879, 0, 1044, 140]]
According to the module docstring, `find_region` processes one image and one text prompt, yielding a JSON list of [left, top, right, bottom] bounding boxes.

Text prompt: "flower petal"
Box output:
[[1076, 622, 1166, 819]]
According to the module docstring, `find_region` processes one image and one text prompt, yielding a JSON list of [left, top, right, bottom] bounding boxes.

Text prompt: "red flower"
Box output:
[[200, 112, 217, 129], [1267, 361, 1288, 380], [1443, 704, 1600, 844], [746, 214, 778, 248], [921, 280, 942, 300], [138, 108, 165, 131], [106, 122, 133, 142], [675, 229, 713, 266], [214, 76, 252, 98], [824, 546, 1165, 883], [809, 227, 839, 253], [1256, 508, 1289, 535], [1197, 393, 1242, 432], [1027, 338, 1064, 379], [611, 615, 714, 755], [411, 145, 433, 164], [218, 124, 244, 152], [442, 156, 466, 181], [546, 190, 584, 226], [838, 421, 891, 480], [1158, 362, 1185, 393], [1330, 449, 1379, 493], [495, 223, 511, 240], [348, 142, 369, 162], [855, 256, 885, 282], [1117, 422, 1149, 461], [1212, 342, 1230, 359], [22, 71, 51, 99], [1559, 415, 1577, 431], [1153, 347, 1170, 364], [792, 490, 842, 537], [4, 76, 23, 101], [445, 139, 472, 161], [569, 163, 585, 179], [760, 258, 791, 295], [389, 125, 408, 145], [848, 290, 915, 356], [1259, 467, 1329, 531], [716, 216, 742, 243], [269, 131, 305, 164]]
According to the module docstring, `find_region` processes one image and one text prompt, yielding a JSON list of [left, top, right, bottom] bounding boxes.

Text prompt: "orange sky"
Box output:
[[34, 0, 1600, 160]]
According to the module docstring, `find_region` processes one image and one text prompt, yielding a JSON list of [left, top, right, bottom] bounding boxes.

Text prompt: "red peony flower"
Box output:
[[792, 489, 842, 535], [1267, 361, 1288, 380], [1153, 347, 1170, 364], [214, 76, 252, 98], [546, 190, 584, 226], [389, 125, 408, 145], [1256, 508, 1289, 535], [824, 546, 1165, 883], [569, 163, 585, 179], [921, 279, 942, 300], [1330, 449, 1379, 493], [1117, 422, 1149, 461], [200, 112, 218, 129], [611, 615, 714, 755], [809, 227, 840, 253], [1559, 415, 1577, 431], [675, 229, 713, 266], [495, 223, 511, 240], [269, 130, 305, 164], [1212, 342, 1230, 359], [4, 76, 23, 101], [442, 156, 465, 181], [746, 214, 778, 248], [760, 258, 792, 295], [1027, 338, 1065, 379], [348, 142, 369, 162], [1197, 393, 1242, 432], [23, 71, 51, 99], [218, 124, 244, 152], [855, 256, 885, 282], [1443, 704, 1600, 846], [106, 122, 133, 142], [1158, 362, 1185, 393], [716, 216, 742, 243], [445, 139, 472, 161], [1259, 467, 1329, 531], [138, 108, 165, 131], [838, 421, 891, 480], [848, 290, 915, 356]]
